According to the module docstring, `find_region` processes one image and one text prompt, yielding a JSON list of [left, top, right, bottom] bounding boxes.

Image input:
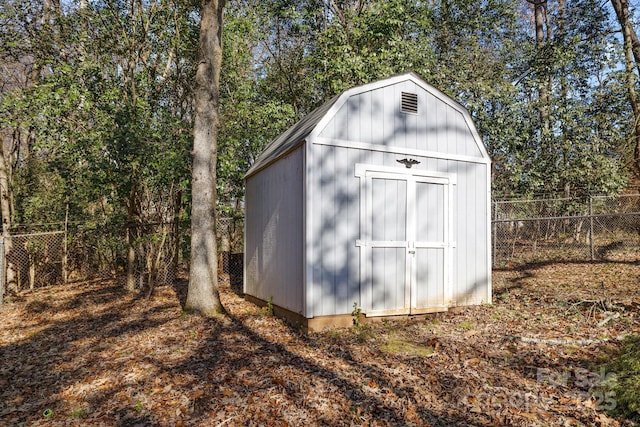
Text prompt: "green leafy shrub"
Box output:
[[351, 302, 363, 328], [602, 335, 640, 421], [266, 296, 274, 316]]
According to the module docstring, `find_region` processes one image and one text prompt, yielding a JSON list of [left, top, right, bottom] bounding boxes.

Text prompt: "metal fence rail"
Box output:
[[493, 194, 640, 267]]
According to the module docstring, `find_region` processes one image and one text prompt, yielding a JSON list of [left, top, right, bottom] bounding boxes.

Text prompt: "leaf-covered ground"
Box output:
[[1, 260, 639, 426]]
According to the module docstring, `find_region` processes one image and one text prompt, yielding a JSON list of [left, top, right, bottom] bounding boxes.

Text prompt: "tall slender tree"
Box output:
[[186, 0, 225, 315], [611, 0, 640, 176], [527, 0, 552, 155]]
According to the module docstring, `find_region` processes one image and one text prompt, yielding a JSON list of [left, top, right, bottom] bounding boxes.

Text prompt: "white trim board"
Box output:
[[354, 163, 458, 182], [320, 137, 489, 166]]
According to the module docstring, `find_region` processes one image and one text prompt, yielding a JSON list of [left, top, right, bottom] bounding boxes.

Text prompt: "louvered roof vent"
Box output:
[[401, 92, 418, 114]]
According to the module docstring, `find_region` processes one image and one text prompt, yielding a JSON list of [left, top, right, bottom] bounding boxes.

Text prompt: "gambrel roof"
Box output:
[[245, 72, 489, 179]]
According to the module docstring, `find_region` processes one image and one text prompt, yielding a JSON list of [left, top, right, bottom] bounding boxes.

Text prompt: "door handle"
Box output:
[[408, 250, 416, 254]]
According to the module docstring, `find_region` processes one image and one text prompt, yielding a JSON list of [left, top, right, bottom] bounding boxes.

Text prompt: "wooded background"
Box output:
[[1, 0, 640, 294]]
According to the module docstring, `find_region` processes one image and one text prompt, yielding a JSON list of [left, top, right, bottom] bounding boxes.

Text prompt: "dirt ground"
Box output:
[[1, 260, 639, 426]]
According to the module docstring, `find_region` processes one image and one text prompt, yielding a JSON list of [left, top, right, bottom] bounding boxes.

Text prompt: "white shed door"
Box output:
[[369, 177, 409, 313], [356, 166, 454, 316], [413, 180, 448, 312]]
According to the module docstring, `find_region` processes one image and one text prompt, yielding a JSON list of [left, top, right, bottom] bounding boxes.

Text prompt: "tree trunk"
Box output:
[[527, 0, 555, 192], [611, 0, 640, 77], [0, 145, 11, 232], [0, 132, 16, 295], [530, 0, 551, 140], [171, 189, 182, 283], [29, 250, 35, 290], [557, 0, 571, 196], [126, 184, 138, 292], [611, 0, 640, 175], [186, 0, 225, 315]]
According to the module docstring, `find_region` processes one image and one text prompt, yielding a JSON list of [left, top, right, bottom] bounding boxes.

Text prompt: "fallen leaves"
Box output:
[[0, 262, 638, 426]]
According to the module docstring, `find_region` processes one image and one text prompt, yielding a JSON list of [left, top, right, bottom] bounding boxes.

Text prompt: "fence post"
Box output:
[[63, 204, 69, 283], [492, 200, 497, 268], [589, 195, 595, 260]]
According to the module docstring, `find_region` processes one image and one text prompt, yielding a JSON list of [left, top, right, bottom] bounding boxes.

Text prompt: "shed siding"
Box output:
[[308, 143, 361, 318], [318, 81, 483, 159], [307, 143, 490, 317], [450, 160, 489, 305], [245, 147, 304, 314]]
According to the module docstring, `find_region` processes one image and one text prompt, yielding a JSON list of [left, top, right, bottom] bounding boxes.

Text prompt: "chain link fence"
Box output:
[[493, 194, 640, 267], [125, 221, 183, 293], [0, 216, 245, 301], [66, 223, 125, 280], [2, 194, 637, 300], [216, 216, 244, 292], [3, 230, 65, 291]]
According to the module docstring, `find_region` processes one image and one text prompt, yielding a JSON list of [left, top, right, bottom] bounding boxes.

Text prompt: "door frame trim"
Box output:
[[355, 164, 457, 183], [355, 163, 456, 315]]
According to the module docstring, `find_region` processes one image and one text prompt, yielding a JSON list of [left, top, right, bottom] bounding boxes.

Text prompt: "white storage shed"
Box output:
[[244, 73, 491, 331]]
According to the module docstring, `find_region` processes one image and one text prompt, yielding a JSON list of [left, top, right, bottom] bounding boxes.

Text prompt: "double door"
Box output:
[[356, 165, 455, 315]]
